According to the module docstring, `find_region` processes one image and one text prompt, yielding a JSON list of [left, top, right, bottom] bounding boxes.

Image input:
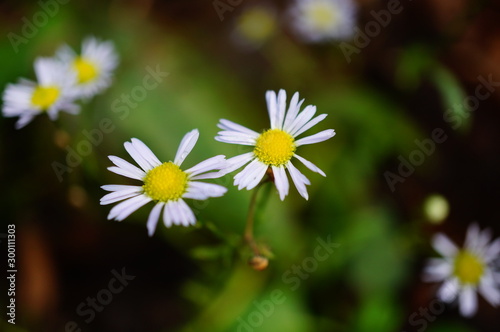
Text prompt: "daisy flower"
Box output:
[[2, 57, 79, 129], [101, 130, 228, 236], [215, 89, 335, 200], [57, 36, 118, 99], [423, 223, 500, 317], [288, 0, 356, 43]]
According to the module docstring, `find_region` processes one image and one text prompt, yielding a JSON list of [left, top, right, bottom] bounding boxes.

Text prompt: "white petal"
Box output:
[[147, 203, 164, 236], [177, 199, 196, 226], [464, 223, 481, 250], [107, 195, 151, 221], [287, 161, 310, 200], [272, 166, 289, 201], [15, 114, 36, 129], [107, 166, 144, 181], [287, 105, 316, 135], [215, 134, 256, 146], [459, 286, 477, 317], [184, 182, 228, 200], [476, 227, 493, 254], [234, 159, 261, 187], [130, 138, 162, 168], [485, 238, 500, 263], [432, 233, 458, 257], [291, 113, 328, 137], [190, 172, 226, 180], [234, 159, 268, 190], [283, 92, 304, 131], [294, 154, 326, 177], [218, 119, 259, 136], [101, 184, 141, 192], [276, 89, 287, 129], [220, 152, 254, 175], [114, 196, 151, 221], [295, 129, 336, 146], [108, 156, 146, 180], [46, 108, 59, 121], [34, 57, 61, 85], [55, 44, 75, 62], [437, 278, 459, 302], [185, 155, 226, 176], [478, 272, 500, 307], [266, 90, 278, 129], [170, 200, 184, 226], [243, 162, 269, 190], [217, 130, 258, 140], [174, 129, 199, 166], [163, 201, 175, 227], [422, 258, 451, 282], [124, 141, 154, 172], [100, 187, 142, 205]]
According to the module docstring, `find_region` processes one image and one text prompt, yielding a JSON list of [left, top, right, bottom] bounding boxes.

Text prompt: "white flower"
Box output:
[[288, 0, 356, 43], [215, 89, 335, 201], [423, 223, 500, 317], [57, 36, 118, 99], [101, 130, 228, 236], [2, 57, 79, 129]]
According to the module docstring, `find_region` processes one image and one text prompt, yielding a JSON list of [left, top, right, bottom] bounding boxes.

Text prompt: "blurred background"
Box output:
[[1, 0, 500, 331]]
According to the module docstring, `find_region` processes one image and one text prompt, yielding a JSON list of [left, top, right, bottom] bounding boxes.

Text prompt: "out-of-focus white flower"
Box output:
[[423, 223, 500, 317], [57, 36, 118, 99], [288, 0, 356, 43], [2, 57, 79, 129]]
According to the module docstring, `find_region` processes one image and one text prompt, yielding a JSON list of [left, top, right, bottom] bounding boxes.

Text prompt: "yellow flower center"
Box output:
[[254, 129, 296, 166], [305, 3, 339, 31], [453, 250, 485, 285], [142, 162, 188, 202], [73, 57, 99, 83], [238, 8, 276, 43], [31, 86, 60, 110]]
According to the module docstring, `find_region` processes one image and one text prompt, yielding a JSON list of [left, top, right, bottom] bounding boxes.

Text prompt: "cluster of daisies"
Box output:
[[233, 0, 356, 47], [3, 34, 498, 322], [100, 88, 500, 318], [2, 36, 118, 129], [101, 89, 335, 235]]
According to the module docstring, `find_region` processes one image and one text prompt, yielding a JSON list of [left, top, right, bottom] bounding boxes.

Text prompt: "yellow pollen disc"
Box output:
[[73, 57, 99, 83], [31, 86, 60, 110], [306, 4, 338, 31], [254, 129, 296, 166], [453, 250, 485, 285], [142, 162, 188, 202]]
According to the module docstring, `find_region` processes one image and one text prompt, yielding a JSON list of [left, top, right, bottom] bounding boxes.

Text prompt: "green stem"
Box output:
[[243, 175, 272, 256], [244, 185, 262, 255]]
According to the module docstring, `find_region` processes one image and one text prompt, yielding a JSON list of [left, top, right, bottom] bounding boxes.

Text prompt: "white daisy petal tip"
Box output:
[[174, 129, 200, 166]]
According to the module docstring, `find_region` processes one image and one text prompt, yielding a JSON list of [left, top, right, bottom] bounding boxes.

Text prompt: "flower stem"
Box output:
[[244, 184, 261, 255], [243, 178, 270, 256]]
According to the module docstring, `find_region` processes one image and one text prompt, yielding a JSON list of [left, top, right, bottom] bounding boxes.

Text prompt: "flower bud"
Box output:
[[249, 255, 269, 271]]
